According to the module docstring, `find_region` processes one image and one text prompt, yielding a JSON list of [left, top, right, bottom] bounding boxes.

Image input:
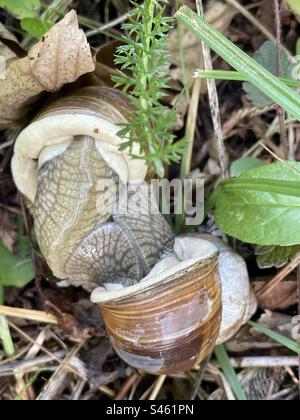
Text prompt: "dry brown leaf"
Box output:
[[254, 277, 298, 311], [0, 10, 95, 127], [225, 312, 296, 353], [254, 310, 297, 341], [209, 368, 286, 400]]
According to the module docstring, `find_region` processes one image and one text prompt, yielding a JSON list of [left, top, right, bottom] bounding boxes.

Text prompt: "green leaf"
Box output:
[[0, 0, 41, 19], [288, 0, 300, 16], [230, 157, 265, 177], [296, 38, 300, 56], [0, 236, 34, 288], [249, 321, 300, 354], [255, 244, 300, 268], [214, 345, 247, 401], [243, 41, 293, 107], [21, 17, 53, 39], [175, 6, 300, 121], [213, 161, 300, 246]]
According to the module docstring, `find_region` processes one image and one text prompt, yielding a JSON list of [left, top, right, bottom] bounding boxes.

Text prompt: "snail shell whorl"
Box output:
[[192, 234, 257, 344], [12, 86, 148, 204], [92, 237, 222, 375]]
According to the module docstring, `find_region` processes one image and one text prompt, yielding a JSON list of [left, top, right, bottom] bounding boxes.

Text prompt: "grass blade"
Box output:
[[214, 344, 247, 401], [195, 70, 300, 89], [249, 321, 300, 354], [0, 286, 15, 356], [175, 6, 300, 121]]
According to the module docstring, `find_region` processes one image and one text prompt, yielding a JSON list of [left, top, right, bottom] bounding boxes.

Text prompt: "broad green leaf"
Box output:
[[231, 157, 264, 177], [0, 0, 41, 19], [243, 41, 293, 107], [249, 321, 300, 354], [296, 38, 300, 56], [0, 237, 34, 288], [214, 345, 247, 401], [288, 0, 300, 16], [175, 6, 300, 121], [21, 17, 53, 39], [255, 244, 300, 268], [213, 161, 300, 246]]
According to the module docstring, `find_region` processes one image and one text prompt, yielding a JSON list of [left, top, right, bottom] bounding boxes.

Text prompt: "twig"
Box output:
[[139, 382, 156, 400], [207, 364, 236, 401], [0, 351, 66, 377], [36, 342, 85, 400], [70, 379, 87, 401], [0, 305, 58, 325], [176, 78, 202, 232], [256, 252, 300, 299], [195, 0, 228, 179], [258, 141, 285, 161], [114, 372, 140, 400], [180, 79, 202, 179], [86, 13, 129, 38], [270, 386, 298, 400], [223, 356, 299, 368], [148, 375, 167, 400], [223, 0, 276, 43], [0, 139, 14, 151], [0, 287, 14, 357], [7, 321, 114, 398], [273, 0, 289, 160], [191, 354, 211, 400]]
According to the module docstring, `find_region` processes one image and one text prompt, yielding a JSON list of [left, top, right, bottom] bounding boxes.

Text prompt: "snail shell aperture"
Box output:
[[91, 236, 222, 375]]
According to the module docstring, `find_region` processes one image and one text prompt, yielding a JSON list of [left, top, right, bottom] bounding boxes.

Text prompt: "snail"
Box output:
[[192, 234, 257, 344], [11, 85, 256, 374]]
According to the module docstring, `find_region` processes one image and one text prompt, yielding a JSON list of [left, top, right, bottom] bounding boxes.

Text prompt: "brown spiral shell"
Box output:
[[97, 253, 222, 375]]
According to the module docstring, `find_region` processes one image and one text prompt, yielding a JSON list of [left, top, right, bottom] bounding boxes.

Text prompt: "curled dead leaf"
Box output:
[[0, 10, 95, 127], [209, 367, 286, 400], [254, 277, 298, 311]]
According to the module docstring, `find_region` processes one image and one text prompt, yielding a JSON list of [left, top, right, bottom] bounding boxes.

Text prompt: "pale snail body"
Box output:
[[12, 86, 255, 374], [193, 234, 257, 344], [12, 87, 173, 290]]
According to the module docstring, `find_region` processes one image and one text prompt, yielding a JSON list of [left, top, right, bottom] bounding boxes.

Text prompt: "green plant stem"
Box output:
[[195, 70, 300, 89], [176, 79, 202, 233], [85, 13, 129, 39], [214, 345, 247, 400], [249, 321, 300, 353], [175, 6, 300, 121], [175, 0, 190, 92], [140, 1, 164, 177], [0, 286, 15, 357], [78, 15, 123, 41]]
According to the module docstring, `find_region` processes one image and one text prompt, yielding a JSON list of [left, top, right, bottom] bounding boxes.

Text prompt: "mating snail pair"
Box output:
[[11, 85, 257, 374]]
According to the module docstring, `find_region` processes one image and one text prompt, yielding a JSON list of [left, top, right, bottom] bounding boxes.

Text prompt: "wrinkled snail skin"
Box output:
[[12, 86, 174, 290]]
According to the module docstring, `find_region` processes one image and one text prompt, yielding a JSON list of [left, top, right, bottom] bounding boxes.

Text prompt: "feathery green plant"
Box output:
[[113, 0, 186, 177]]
